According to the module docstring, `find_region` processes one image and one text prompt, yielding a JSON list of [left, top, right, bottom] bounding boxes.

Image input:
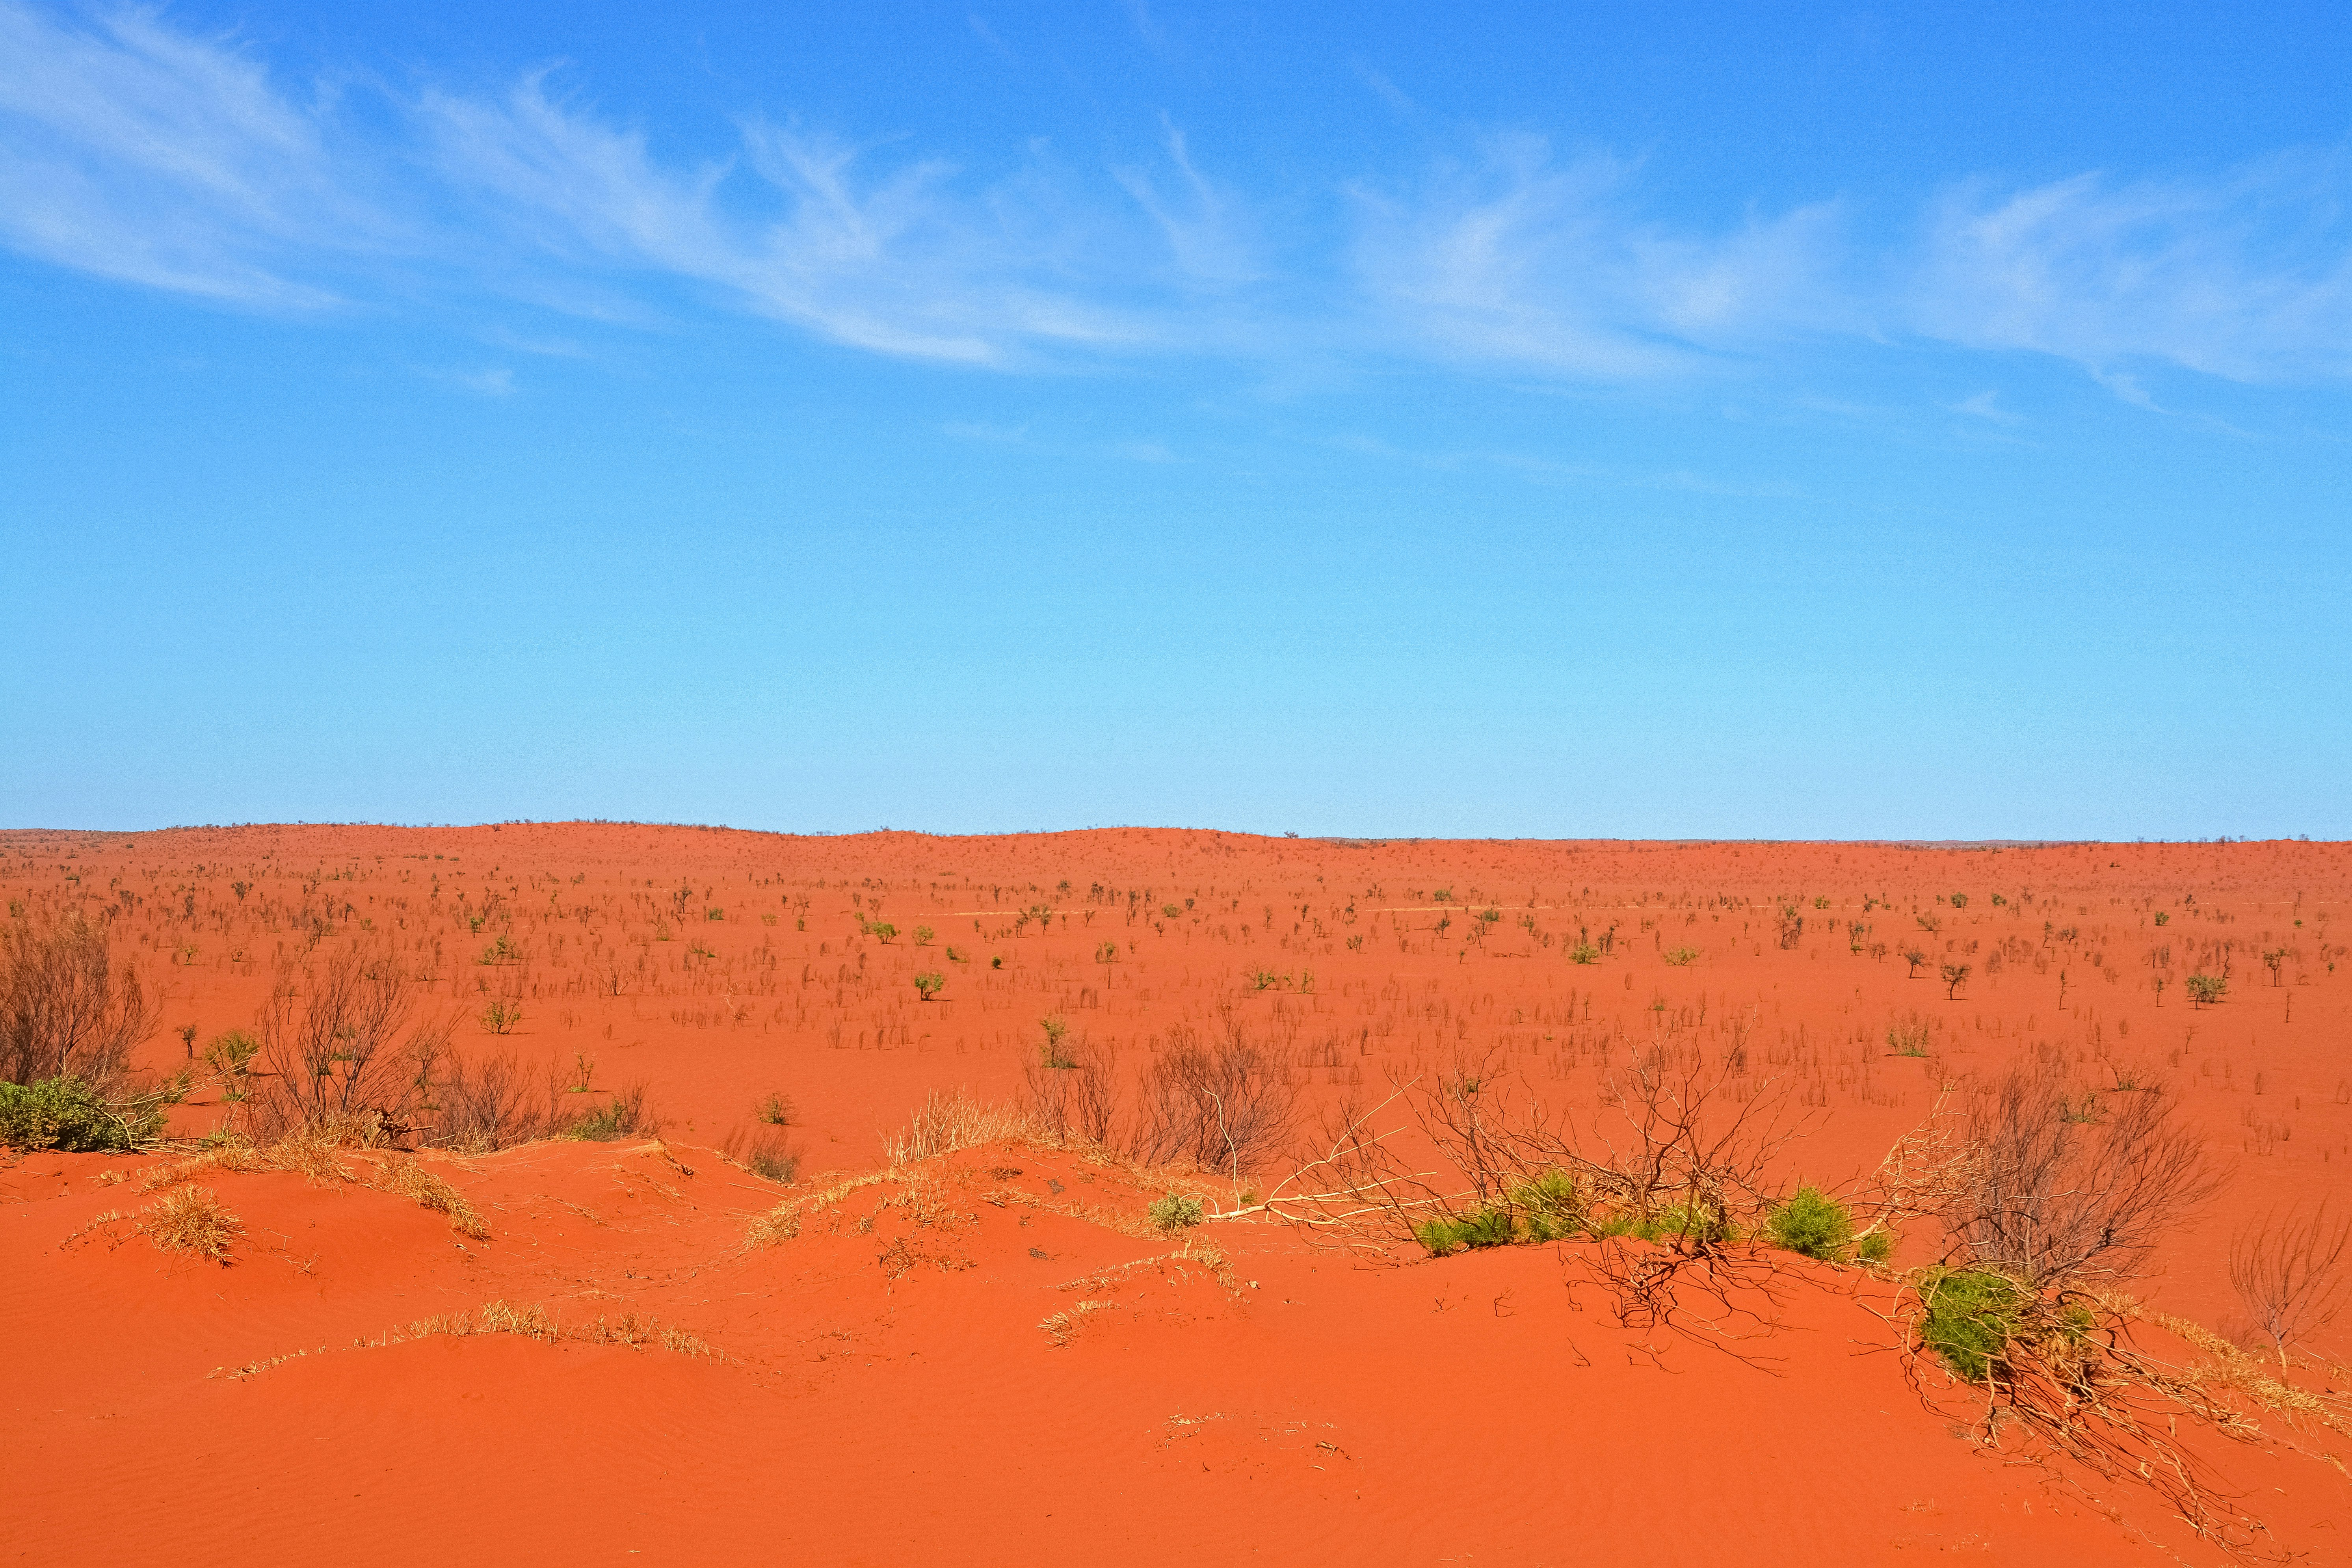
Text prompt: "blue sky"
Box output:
[[3, 2, 2347, 839]]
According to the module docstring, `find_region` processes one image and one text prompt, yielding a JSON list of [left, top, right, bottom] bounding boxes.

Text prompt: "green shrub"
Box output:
[[1567, 942, 1601, 964], [1765, 1185, 1854, 1261], [1663, 945, 1700, 966], [568, 1083, 655, 1142], [913, 970, 945, 1001], [0, 1076, 157, 1151], [1149, 1192, 1205, 1231], [1508, 1169, 1581, 1240], [1915, 1266, 2025, 1382], [1858, 1228, 1895, 1266], [1416, 1207, 1506, 1256]]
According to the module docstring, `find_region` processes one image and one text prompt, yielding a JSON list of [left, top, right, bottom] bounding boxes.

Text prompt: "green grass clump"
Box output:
[[567, 1084, 655, 1142], [1508, 1169, 1582, 1240], [1915, 1266, 2027, 1382], [1858, 1228, 1895, 1265], [1148, 1192, 1205, 1231], [1765, 1185, 1854, 1261], [1415, 1206, 1515, 1255], [0, 1076, 158, 1152], [1416, 1168, 1587, 1255]]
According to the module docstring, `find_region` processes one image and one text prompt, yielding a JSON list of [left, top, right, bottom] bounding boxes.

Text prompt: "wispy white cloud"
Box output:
[[1908, 151, 2352, 387], [1348, 135, 1852, 380], [0, 1, 386, 304], [1110, 113, 1257, 286], [4, 4, 2350, 402], [1949, 389, 2021, 424], [416, 77, 1220, 363]]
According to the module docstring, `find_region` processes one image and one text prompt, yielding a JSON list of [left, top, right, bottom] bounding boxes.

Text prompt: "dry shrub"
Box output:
[[718, 1122, 802, 1184], [1862, 1065, 2263, 1554], [2228, 1202, 2352, 1371], [240, 945, 449, 1141], [0, 915, 156, 1093], [1257, 1031, 1805, 1340], [1944, 1059, 2222, 1287], [1022, 1034, 1120, 1146], [885, 1089, 1033, 1166], [140, 1184, 240, 1264], [1013, 1014, 1298, 1180], [1126, 1023, 1296, 1177]]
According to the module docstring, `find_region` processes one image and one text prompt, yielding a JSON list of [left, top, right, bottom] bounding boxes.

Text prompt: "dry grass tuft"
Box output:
[[139, 1184, 240, 1263], [370, 1155, 491, 1239], [885, 1090, 1033, 1167], [744, 1203, 803, 1248], [409, 1299, 557, 1341], [137, 1131, 489, 1240], [2142, 1305, 2352, 1434]]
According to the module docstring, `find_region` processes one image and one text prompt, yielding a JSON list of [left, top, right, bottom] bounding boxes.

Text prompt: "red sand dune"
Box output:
[[6, 824, 2351, 1564]]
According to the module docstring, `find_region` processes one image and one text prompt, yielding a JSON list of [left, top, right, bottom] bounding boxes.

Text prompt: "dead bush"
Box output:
[[720, 1122, 802, 1183], [238, 945, 450, 1142], [0, 915, 156, 1094], [1022, 1033, 1121, 1146], [1125, 1022, 1296, 1177], [1943, 1060, 2221, 1288], [2229, 1201, 2352, 1371]]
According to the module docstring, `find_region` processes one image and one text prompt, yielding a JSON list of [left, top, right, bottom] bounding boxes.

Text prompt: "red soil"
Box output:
[[6, 824, 2351, 1564]]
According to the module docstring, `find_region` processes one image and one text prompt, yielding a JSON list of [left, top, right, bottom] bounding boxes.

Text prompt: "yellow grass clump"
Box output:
[[139, 1184, 241, 1264]]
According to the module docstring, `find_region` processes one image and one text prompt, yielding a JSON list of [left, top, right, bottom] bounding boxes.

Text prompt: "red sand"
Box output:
[[6, 824, 2351, 1564]]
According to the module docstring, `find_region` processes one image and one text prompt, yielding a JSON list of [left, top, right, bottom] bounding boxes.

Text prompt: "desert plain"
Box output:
[[6, 822, 2351, 1565]]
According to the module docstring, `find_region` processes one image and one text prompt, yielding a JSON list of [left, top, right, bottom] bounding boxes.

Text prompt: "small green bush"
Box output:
[[1567, 942, 1601, 965], [1765, 1185, 1854, 1261], [1915, 1266, 2025, 1382], [0, 1076, 156, 1151], [1508, 1169, 1581, 1240], [1149, 1192, 1205, 1231], [1415, 1205, 1517, 1256], [1858, 1228, 1895, 1266], [569, 1083, 655, 1142]]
